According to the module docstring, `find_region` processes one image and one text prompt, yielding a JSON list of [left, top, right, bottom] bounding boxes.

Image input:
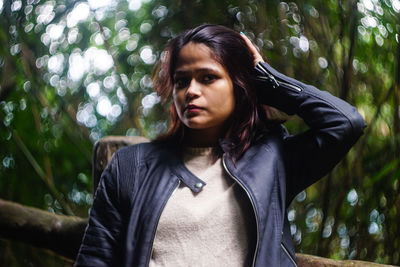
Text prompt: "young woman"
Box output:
[[74, 24, 366, 267]]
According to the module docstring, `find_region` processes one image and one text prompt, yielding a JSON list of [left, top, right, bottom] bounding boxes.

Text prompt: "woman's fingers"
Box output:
[[240, 32, 264, 66]]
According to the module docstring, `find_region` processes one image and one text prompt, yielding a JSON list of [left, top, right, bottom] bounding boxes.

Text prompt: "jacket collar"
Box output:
[[163, 138, 236, 193], [167, 146, 207, 193]]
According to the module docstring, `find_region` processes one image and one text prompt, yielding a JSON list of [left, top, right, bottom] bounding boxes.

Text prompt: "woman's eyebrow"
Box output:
[[174, 67, 221, 76]]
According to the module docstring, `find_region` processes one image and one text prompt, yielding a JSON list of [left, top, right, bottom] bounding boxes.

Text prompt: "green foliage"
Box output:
[[0, 0, 399, 265]]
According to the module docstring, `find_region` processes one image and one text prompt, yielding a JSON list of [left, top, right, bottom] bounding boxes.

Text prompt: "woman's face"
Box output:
[[172, 42, 235, 135]]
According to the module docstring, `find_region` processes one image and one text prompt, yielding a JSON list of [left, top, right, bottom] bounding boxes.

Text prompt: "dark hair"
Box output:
[[153, 24, 277, 161]]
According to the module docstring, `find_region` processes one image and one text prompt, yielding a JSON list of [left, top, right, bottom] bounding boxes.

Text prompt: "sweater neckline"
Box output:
[[183, 146, 217, 156]]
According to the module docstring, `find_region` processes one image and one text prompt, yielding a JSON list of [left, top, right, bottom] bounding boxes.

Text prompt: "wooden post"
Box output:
[[92, 135, 149, 192]]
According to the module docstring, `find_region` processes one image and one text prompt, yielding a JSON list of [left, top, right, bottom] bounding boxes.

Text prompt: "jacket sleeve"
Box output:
[[74, 153, 124, 267], [253, 61, 366, 203]]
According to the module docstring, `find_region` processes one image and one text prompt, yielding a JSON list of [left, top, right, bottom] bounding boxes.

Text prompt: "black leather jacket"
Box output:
[[74, 62, 366, 267]]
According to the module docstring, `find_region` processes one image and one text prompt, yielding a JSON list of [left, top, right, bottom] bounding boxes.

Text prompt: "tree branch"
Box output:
[[340, 0, 358, 101], [0, 198, 87, 260], [393, 14, 400, 136], [296, 253, 396, 267], [19, 42, 92, 162], [0, 55, 16, 102], [353, 84, 394, 161], [0, 3, 16, 102], [11, 129, 75, 216]]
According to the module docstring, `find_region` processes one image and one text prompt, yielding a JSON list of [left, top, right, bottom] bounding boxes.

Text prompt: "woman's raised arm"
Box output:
[[254, 61, 366, 202], [242, 32, 366, 203]]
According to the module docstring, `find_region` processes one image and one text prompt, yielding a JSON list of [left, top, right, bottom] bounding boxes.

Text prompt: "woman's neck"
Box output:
[[184, 126, 228, 147]]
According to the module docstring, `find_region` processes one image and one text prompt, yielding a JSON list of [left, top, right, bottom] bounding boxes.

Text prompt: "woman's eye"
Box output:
[[174, 78, 189, 89], [203, 75, 217, 82]]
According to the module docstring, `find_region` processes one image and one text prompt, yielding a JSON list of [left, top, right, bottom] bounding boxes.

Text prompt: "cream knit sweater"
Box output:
[[149, 147, 251, 267]]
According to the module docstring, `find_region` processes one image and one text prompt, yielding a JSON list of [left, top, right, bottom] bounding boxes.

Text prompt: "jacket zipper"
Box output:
[[256, 62, 302, 92], [222, 154, 259, 267], [147, 180, 181, 266], [281, 242, 298, 267], [278, 80, 302, 92]]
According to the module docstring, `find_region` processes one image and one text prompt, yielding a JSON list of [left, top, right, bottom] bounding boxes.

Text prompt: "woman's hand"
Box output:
[[240, 32, 264, 67]]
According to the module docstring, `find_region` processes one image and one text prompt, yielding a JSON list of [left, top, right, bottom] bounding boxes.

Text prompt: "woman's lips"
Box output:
[[185, 104, 203, 113]]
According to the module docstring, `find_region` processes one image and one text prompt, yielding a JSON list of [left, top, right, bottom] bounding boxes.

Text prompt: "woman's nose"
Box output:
[[185, 79, 201, 98]]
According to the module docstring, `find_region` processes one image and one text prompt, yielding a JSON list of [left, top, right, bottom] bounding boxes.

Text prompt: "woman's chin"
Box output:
[[183, 118, 215, 130], [184, 121, 209, 130]]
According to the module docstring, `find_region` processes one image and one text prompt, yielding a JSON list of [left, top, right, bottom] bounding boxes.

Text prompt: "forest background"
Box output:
[[0, 0, 399, 266]]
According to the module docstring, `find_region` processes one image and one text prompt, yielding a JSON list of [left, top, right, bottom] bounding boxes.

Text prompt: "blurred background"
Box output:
[[0, 0, 399, 266]]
